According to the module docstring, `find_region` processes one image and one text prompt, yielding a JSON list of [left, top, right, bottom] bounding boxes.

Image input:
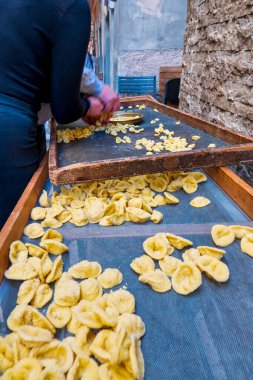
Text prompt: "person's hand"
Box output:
[[98, 84, 120, 114], [84, 96, 104, 120]]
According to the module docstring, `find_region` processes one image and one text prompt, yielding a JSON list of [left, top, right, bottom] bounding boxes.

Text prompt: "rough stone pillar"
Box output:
[[180, 0, 253, 137]]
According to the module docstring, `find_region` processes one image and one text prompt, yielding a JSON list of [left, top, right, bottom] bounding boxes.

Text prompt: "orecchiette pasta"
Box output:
[[24, 223, 45, 239], [197, 255, 229, 282], [241, 234, 253, 257], [30, 284, 53, 308], [31, 207, 47, 221], [172, 262, 202, 295], [97, 268, 123, 289], [80, 278, 103, 301], [17, 278, 40, 305], [40, 239, 69, 255], [69, 260, 102, 279], [211, 225, 235, 247], [130, 255, 155, 275], [190, 196, 210, 208], [139, 269, 171, 292], [143, 234, 169, 259], [182, 176, 198, 194], [197, 246, 226, 260], [229, 225, 253, 239], [46, 303, 72, 328], [106, 289, 135, 314], [158, 255, 181, 276]]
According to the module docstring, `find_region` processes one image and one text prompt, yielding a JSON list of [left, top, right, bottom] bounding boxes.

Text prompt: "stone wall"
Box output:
[[179, 0, 253, 137]]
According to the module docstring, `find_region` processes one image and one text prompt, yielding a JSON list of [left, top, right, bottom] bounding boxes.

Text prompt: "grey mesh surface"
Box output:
[[0, 172, 253, 379], [57, 106, 230, 168]]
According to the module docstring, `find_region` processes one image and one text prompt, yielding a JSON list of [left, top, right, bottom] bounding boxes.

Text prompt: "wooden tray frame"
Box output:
[[0, 151, 253, 284], [49, 96, 253, 185]]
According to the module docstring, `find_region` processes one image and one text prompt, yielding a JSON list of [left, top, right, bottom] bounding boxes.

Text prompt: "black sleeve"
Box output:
[[50, 0, 91, 124]]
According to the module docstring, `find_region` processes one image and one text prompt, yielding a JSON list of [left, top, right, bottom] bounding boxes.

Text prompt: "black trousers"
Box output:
[[0, 95, 46, 229]]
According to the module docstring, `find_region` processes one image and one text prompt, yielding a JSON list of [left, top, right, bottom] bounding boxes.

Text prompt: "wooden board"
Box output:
[[0, 155, 253, 284], [49, 96, 253, 185]]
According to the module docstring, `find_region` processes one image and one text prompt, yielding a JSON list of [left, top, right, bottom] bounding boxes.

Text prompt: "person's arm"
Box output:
[[50, 0, 91, 124], [80, 68, 103, 96]]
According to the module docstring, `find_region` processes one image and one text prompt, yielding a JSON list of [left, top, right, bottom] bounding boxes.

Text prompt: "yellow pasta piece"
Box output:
[[70, 199, 85, 209], [45, 256, 63, 283], [2, 358, 42, 380], [54, 275, 80, 307], [39, 367, 65, 380], [182, 176, 198, 194], [143, 234, 170, 259], [80, 278, 103, 301], [4, 332, 30, 362], [17, 278, 40, 305], [69, 260, 102, 279], [197, 255, 229, 282], [164, 192, 179, 204], [97, 268, 123, 289], [31, 207, 47, 221], [191, 135, 200, 140], [67, 312, 84, 335], [64, 327, 93, 357], [190, 196, 210, 208], [166, 178, 183, 192], [153, 194, 166, 206], [182, 248, 200, 263], [30, 284, 53, 309], [7, 304, 55, 334], [125, 336, 144, 380], [41, 217, 62, 229], [24, 223, 45, 239], [30, 340, 73, 373], [9, 241, 28, 264], [17, 325, 53, 347], [150, 210, 163, 224], [241, 234, 253, 257], [211, 224, 235, 247], [25, 243, 47, 258], [40, 239, 68, 255], [99, 363, 135, 380], [197, 246, 226, 260], [57, 210, 72, 224], [164, 233, 193, 250], [67, 353, 99, 380], [99, 213, 125, 227], [139, 269, 171, 292], [149, 177, 167, 192], [229, 225, 253, 239], [130, 255, 155, 275], [172, 262, 202, 295], [0, 336, 14, 373], [126, 207, 151, 223], [70, 208, 89, 227], [46, 303, 72, 328], [26, 256, 44, 282], [158, 256, 181, 276], [73, 300, 114, 329], [186, 172, 207, 183], [116, 313, 145, 339], [128, 197, 143, 208], [41, 253, 53, 277], [41, 229, 62, 243], [39, 190, 50, 207], [5, 262, 38, 281], [106, 289, 135, 314], [208, 143, 216, 148], [89, 329, 118, 364]]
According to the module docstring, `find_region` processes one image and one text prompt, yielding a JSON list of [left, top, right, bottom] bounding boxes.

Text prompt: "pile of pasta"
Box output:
[[28, 171, 209, 230], [130, 223, 253, 296], [2, 230, 145, 379]]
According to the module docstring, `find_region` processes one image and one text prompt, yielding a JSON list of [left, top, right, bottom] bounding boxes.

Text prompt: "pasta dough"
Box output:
[[17, 278, 40, 305], [69, 260, 102, 279], [143, 234, 169, 259], [164, 192, 179, 204], [46, 303, 72, 328], [197, 255, 229, 282], [97, 268, 123, 289], [39, 190, 50, 207], [45, 256, 63, 283], [41, 229, 63, 243], [126, 207, 151, 223], [25, 243, 47, 258], [9, 241, 28, 264], [182, 248, 200, 263], [229, 225, 253, 239], [40, 240, 69, 255], [5, 262, 37, 281], [150, 210, 163, 224], [30, 284, 53, 308], [54, 275, 80, 307], [31, 207, 47, 221], [158, 256, 181, 276], [197, 246, 226, 260], [24, 223, 45, 239], [106, 289, 135, 314], [241, 234, 253, 257], [211, 225, 235, 247], [130, 255, 155, 275], [165, 233, 193, 250], [190, 196, 210, 208], [80, 278, 103, 301], [67, 353, 99, 380], [139, 269, 171, 292], [172, 262, 202, 295], [16, 325, 53, 347], [116, 313, 145, 339], [182, 176, 198, 194]]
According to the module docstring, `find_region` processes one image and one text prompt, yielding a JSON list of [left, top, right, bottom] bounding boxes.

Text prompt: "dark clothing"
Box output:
[[0, 0, 91, 228]]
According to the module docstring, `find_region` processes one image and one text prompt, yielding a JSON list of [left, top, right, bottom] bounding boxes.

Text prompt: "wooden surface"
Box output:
[[49, 97, 253, 185], [205, 167, 253, 219], [159, 66, 182, 96], [0, 154, 48, 282]]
